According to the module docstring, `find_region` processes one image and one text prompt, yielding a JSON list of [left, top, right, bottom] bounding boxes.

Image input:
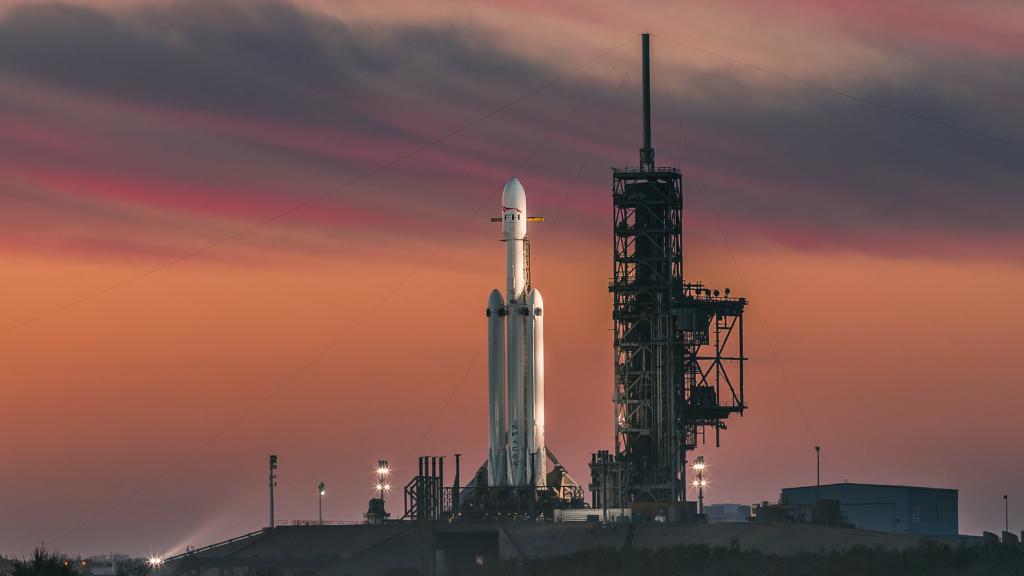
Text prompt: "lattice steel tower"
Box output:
[[602, 34, 748, 506]]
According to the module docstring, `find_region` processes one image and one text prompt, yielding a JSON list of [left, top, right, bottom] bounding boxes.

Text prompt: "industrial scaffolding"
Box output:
[[592, 33, 747, 511]]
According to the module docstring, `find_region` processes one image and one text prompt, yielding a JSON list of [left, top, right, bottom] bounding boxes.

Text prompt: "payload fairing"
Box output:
[[486, 177, 546, 488]]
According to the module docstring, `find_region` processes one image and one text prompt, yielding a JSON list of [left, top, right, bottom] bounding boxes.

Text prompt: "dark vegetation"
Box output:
[[492, 541, 1024, 576], [2, 549, 148, 576], [4, 549, 77, 576], [113, 560, 148, 576]]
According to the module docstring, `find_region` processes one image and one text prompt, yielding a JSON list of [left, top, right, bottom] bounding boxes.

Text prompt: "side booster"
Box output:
[[486, 177, 547, 489]]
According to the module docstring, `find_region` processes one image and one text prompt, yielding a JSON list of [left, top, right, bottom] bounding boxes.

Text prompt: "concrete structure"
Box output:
[[553, 508, 632, 523], [704, 503, 752, 523], [781, 483, 958, 536], [162, 522, 970, 576], [87, 555, 132, 576]]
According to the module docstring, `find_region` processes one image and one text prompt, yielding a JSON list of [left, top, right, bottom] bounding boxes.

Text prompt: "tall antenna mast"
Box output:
[[640, 32, 654, 172], [593, 32, 748, 514]]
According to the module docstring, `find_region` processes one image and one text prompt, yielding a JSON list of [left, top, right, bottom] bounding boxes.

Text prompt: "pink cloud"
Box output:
[[735, 0, 1024, 57]]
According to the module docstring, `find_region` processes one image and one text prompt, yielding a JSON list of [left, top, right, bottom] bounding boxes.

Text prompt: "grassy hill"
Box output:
[[491, 541, 1024, 576]]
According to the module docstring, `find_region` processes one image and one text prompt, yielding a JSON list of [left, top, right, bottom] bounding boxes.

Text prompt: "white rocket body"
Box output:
[[525, 288, 546, 488], [486, 289, 509, 486], [487, 177, 546, 489]]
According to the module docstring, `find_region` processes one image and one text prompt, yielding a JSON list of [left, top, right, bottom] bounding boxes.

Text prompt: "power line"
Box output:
[[541, 38, 638, 246], [0, 36, 635, 338], [50, 34, 636, 537], [651, 32, 1023, 153], [402, 345, 485, 461], [656, 56, 839, 481], [520, 38, 634, 180], [516, 37, 635, 174], [400, 38, 638, 461]]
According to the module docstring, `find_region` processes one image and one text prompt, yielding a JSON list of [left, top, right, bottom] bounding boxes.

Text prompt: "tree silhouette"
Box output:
[[114, 559, 149, 576], [5, 548, 76, 576]]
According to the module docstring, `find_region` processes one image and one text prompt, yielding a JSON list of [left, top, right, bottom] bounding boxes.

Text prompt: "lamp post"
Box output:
[[318, 482, 326, 525], [815, 446, 821, 502], [376, 460, 391, 502], [268, 455, 278, 528], [692, 456, 707, 515], [1005, 494, 1009, 535]]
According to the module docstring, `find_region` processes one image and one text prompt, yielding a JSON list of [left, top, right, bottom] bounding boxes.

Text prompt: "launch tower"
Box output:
[[592, 34, 748, 511]]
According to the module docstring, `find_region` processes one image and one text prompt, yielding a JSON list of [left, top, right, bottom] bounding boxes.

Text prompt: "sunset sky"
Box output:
[[2, 0, 1022, 556]]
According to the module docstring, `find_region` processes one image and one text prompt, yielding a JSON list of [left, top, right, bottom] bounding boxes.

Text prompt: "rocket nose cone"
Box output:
[[488, 288, 505, 308], [501, 177, 527, 212], [526, 288, 543, 310]]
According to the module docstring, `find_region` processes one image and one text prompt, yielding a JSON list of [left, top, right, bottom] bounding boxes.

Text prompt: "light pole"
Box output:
[[376, 460, 391, 502], [268, 454, 278, 528], [318, 482, 326, 525], [1005, 494, 1009, 535], [692, 456, 707, 515], [815, 446, 821, 501]]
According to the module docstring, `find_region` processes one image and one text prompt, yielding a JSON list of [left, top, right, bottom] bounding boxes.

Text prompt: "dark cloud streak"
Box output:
[[0, 1, 551, 134], [0, 0, 1021, 260]]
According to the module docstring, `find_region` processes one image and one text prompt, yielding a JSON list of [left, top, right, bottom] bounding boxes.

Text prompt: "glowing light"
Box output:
[[147, 557, 164, 567], [693, 462, 705, 472], [691, 479, 708, 488], [374, 459, 391, 499]]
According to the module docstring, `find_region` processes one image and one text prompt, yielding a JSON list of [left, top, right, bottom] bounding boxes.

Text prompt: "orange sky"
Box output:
[[1, 0, 1023, 556], [4, 235, 1023, 553]]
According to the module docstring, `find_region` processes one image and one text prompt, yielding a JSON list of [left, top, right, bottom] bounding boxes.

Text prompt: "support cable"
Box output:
[[537, 40, 639, 251], [49, 35, 636, 537], [402, 37, 638, 461], [656, 56, 837, 481], [0, 36, 635, 338], [651, 33, 1023, 153]]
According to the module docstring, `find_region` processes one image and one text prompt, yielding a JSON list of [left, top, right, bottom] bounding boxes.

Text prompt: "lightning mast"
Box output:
[[592, 33, 748, 513]]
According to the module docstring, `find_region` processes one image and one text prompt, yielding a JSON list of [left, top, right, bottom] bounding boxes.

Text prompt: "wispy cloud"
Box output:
[[0, 0, 1020, 261]]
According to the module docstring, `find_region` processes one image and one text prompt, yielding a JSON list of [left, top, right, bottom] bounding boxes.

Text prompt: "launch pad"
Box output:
[[394, 34, 747, 524], [257, 33, 749, 541], [401, 450, 585, 522], [152, 31, 757, 576], [394, 34, 748, 524]]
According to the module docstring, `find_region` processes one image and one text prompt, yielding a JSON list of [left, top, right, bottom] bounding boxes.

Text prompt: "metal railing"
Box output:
[[272, 519, 366, 526], [163, 528, 267, 562]]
